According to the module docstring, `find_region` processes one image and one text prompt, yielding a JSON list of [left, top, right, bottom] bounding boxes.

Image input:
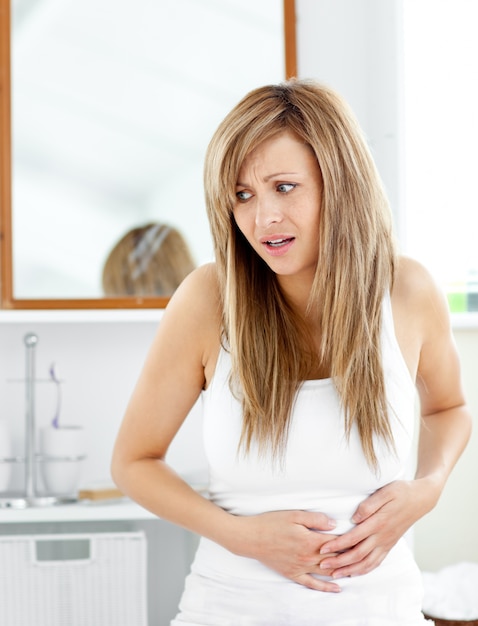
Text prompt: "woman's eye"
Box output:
[[277, 183, 296, 193], [236, 190, 253, 202]]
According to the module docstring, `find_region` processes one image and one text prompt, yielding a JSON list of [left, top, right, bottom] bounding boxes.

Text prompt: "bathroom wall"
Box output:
[[296, 0, 403, 237], [0, 315, 207, 493]]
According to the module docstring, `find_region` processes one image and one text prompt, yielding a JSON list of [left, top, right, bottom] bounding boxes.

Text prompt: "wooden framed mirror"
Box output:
[[0, 0, 296, 310]]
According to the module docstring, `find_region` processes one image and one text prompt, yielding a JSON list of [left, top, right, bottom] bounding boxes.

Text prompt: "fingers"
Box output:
[[352, 494, 383, 524], [352, 484, 395, 523], [330, 548, 385, 579], [320, 496, 391, 556], [319, 523, 367, 555], [299, 483, 410, 582], [294, 573, 341, 593], [319, 534, 388, 579], [247, 510, 343, 589], [321, 539, 368, 570], [298, 510, 337, 532]]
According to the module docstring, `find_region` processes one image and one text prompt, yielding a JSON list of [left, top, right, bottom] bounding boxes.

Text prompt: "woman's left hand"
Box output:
[[317, 478, 437, 579]]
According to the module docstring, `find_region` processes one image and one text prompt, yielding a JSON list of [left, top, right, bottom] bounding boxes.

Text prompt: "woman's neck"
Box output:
[[277, 274, 316, 317]]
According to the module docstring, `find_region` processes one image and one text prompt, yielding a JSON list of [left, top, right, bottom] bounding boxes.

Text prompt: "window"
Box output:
[[402, 0, 478, 312]]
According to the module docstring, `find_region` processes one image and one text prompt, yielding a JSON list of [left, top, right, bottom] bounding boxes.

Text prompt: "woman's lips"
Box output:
[[261, 236, 295, 256]]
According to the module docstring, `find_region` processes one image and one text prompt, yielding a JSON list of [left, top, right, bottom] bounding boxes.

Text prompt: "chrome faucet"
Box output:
[[0, 332, 78, 508], [24, 332, 38, 501]]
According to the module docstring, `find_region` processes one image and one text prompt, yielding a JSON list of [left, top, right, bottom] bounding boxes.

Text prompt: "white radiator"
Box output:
[[0, 531, 148, 626]]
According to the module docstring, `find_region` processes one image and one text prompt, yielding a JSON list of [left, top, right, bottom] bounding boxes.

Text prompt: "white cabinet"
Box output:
[[0, 501, 197, 626]]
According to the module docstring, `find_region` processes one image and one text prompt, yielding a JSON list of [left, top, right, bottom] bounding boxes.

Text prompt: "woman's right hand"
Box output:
[[227, 510, 342, 592]]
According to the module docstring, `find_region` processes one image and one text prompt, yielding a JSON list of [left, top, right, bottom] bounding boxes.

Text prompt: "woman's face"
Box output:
[[233, 130, 323, 292]]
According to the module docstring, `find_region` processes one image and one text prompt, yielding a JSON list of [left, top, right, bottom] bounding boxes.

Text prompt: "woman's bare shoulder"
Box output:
[[173, 262, 220, 296], [393, 255, 439, 296], [392, 255, 451, 331], [165, 262, 221, 324]]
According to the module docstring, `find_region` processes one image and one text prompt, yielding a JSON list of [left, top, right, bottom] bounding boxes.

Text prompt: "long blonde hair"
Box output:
[[204, 80, 396, 468]]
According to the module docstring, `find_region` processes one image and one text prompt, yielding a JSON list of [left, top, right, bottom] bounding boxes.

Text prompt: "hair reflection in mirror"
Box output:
[[102, 222, 196, 297]]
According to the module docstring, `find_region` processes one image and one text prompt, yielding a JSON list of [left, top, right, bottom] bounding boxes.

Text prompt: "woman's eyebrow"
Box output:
[[236, 172, 300, 186], [263, 172, 300, 181]]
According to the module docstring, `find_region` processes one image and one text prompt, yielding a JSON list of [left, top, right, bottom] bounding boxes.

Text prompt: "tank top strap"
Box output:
[[204, 341, 232, 398], [381, 291, 415, 389]]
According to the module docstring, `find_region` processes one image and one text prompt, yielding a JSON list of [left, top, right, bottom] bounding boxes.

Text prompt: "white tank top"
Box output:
[[197, 293, 417, 585], [203, 293, 415, 532]]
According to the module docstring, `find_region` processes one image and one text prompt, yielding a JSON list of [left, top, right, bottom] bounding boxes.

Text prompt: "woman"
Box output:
[[111, 80, 472, 625]]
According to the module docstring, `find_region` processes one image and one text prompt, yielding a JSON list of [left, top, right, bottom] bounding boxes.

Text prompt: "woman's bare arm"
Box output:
[[318, 257, 472, 577], [111, 264, 341, 591]]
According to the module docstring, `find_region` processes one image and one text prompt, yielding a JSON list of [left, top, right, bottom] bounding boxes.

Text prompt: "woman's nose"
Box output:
[[255, 196, 283, 228]]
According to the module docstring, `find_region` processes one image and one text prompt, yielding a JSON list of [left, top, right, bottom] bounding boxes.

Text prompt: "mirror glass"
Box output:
[[8, 0, 290, 305]]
